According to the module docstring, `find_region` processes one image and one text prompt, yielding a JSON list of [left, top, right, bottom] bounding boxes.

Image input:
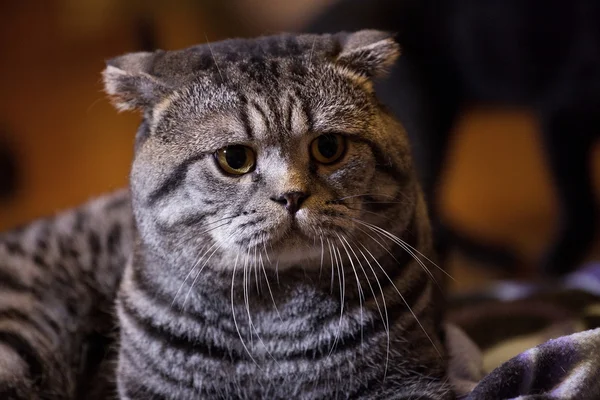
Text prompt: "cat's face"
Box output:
[[104, 31, 416, 271]]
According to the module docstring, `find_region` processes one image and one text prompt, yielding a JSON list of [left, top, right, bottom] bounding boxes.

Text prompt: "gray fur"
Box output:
[[0, 190, 133, 399], [0, 31, 451, 399]]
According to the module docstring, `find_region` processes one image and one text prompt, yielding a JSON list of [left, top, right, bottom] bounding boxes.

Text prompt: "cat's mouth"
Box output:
[[256, 218, 346, 268], [226, 207, 355, 269], [267, 235, 325, 267], [268, 222, 314, 249]]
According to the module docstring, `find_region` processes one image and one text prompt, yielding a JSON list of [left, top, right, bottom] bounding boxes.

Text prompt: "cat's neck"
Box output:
[[132, 244, 362, 310], [118, 214, 439, 375], [129, 218, 424, 322]]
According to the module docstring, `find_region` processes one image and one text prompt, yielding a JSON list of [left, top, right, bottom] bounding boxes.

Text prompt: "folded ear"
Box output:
[[102, 51, 170, 112], [336, 30, 400, 78]]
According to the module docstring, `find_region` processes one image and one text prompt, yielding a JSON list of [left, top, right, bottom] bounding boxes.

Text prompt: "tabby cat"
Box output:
[[0, 31, 451, 399]]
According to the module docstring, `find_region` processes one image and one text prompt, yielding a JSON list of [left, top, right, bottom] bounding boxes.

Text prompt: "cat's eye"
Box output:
[[215, 145, 256, 175], [310, 134, 346, 165]]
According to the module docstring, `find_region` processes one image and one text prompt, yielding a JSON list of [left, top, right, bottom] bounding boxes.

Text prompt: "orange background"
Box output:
[[0, 1, 598, 289]]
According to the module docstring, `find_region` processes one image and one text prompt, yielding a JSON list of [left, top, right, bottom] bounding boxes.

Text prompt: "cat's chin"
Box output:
[[215, 229, 328, 271], [269, 239, 325, 270], [248, 227, 323, 270], [214, 213, 354, 271]]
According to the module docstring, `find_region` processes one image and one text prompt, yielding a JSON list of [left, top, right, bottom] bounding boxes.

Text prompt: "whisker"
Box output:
[[197, 220, 234, 236], [245, 245, 279, 364], [326, 237, 336, 294], [178, 214, 239, 239], [328, 243, 346, 357], [308, 35, 317, 64], [182, 238, 226, 309], [319, 229, 325, 280], [338, 234, 365, 355], [353, 218, 454, 284], [230, 251, 260, 367], [171, 244, 208, 308], [361, 200, 412, 205], [343, 205, 398, 224], [348, 219, 441, 296], [260, 248, 282, 322], [352, 238, 390, 379], [171, 214, 238, 306], [205, 32, 223, 82], [362, 221, 439, 288], [359, 236, 442, 358], [275, 257, 281, 286], [324, 216, 442, 358], [262, 238, 271, 265], [393, 234, 456, 282], [333, 193, 406, 202], [243, 247, 253, 346], [253, 245, 261, 295], [204, 214, 240, 226], [334, 242, 344, 306]]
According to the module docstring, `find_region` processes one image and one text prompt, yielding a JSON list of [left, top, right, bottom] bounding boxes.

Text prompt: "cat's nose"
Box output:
[[270, 191, 310, 215]]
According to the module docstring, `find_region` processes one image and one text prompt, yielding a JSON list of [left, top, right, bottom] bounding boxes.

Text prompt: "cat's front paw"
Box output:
[[0, 342, 39, 400]]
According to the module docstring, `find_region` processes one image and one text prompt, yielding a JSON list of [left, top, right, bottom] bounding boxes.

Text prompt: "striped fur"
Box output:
[[0, 190, 133, 398], [0, 31, 451, 399]]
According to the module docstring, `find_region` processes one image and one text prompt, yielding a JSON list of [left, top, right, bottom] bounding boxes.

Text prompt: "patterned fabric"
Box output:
[[446, 263, 600, 399]]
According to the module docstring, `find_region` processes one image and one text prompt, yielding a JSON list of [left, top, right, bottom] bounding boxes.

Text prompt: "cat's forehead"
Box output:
[[148, 34, 341, 84], [158, 63, 375, 150], [151, 33, 374, 141]]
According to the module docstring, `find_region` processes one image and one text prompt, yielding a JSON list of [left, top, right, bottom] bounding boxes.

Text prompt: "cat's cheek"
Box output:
[[324, 165, 372, 194]]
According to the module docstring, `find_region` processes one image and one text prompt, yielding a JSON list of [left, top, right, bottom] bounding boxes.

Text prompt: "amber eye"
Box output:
[[310, 134, 346, 165], [215, 145, 256, 175]]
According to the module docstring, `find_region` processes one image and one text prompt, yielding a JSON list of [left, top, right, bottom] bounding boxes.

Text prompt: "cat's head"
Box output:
[[103, 31, 418, 271]]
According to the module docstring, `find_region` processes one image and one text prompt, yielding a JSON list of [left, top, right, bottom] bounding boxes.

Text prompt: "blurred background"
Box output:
[[0, 0, 598, 291]]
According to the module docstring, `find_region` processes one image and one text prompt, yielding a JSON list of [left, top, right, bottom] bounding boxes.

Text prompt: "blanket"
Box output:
[[446, 263, 600, 399]]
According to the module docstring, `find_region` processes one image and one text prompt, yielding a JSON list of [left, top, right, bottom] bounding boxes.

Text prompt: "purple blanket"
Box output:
[[446, 263, 600, 399]]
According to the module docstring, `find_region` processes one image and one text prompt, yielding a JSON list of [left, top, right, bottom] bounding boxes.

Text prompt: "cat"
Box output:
[[0, 31, 451, 399], [307, 0, 600, 275]]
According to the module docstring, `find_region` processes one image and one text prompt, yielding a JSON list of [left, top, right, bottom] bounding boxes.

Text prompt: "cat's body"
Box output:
[[0, 32, 450, 399], [119, 200, 443, 399], [308, 0, 600, 275], [0, 190, 133, 399]]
